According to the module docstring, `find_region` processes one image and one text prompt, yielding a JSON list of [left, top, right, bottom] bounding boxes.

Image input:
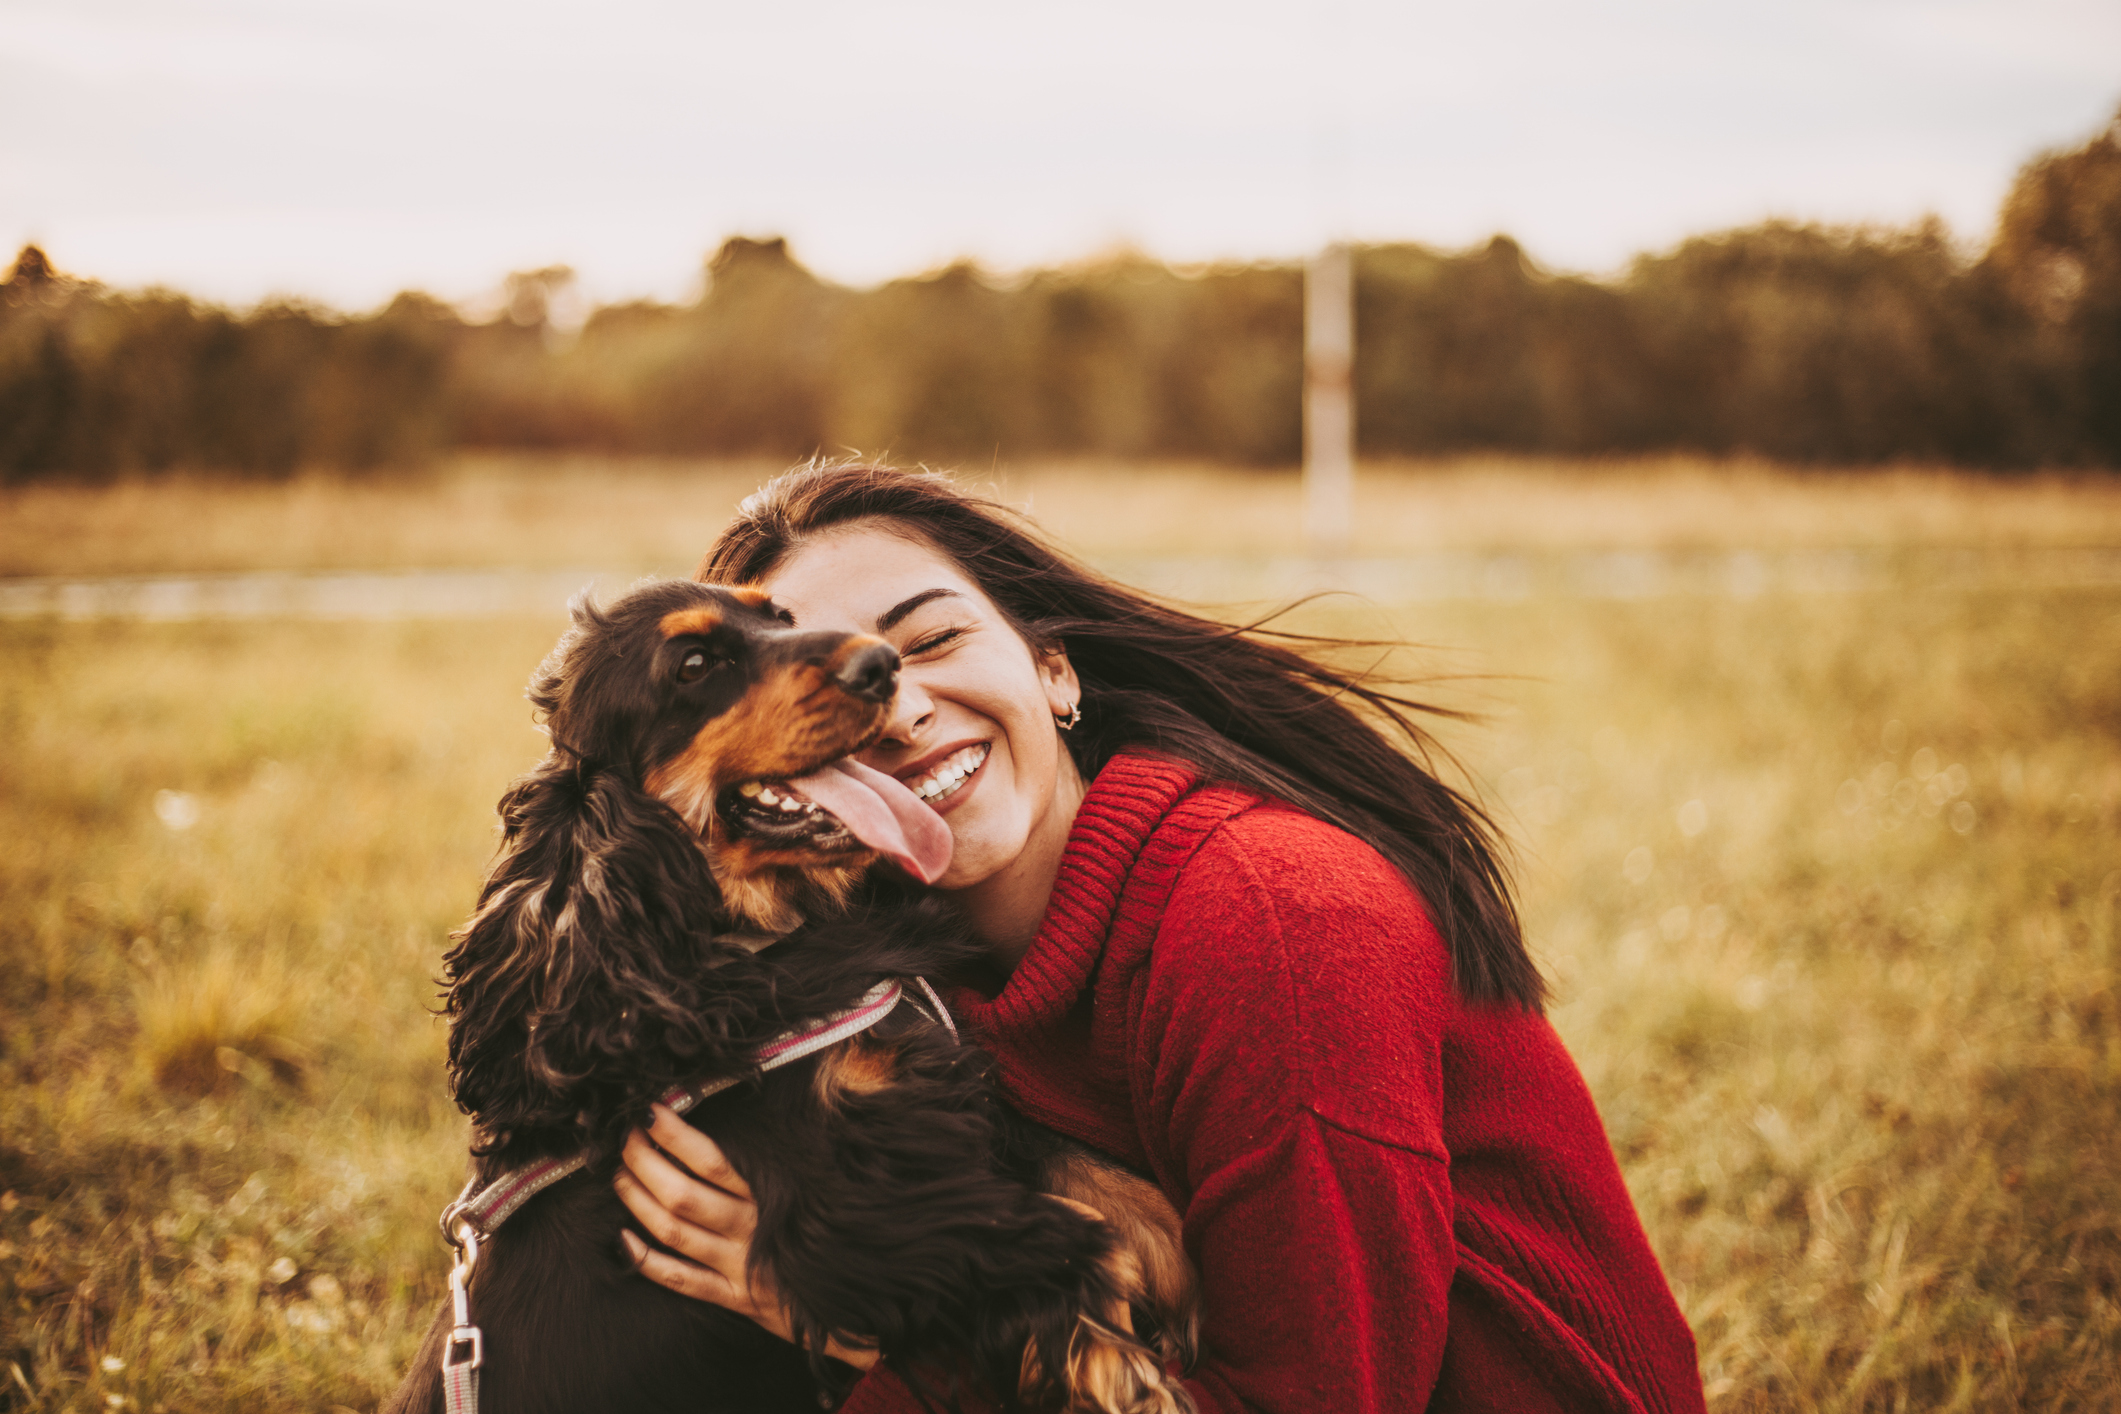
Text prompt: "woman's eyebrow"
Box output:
[[877, 588, 965, 633]]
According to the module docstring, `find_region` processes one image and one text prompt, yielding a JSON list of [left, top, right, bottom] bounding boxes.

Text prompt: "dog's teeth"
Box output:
[[778, 797, 801, 813], [738, 782, 764, 798], [758, 787, 780, 805]]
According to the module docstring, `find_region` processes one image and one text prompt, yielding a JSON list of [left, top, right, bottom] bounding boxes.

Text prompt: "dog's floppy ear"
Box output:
[[442, 754, 780, 1158]]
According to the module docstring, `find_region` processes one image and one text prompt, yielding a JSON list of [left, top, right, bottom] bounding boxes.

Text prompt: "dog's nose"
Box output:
[[833, 642, 900, 703]]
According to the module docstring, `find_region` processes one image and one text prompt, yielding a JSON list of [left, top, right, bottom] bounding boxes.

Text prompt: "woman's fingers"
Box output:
[[645, 1104, 753, 1201], [620, 1230, 748, 1307], [619, 1117, 756, 1239], [614, 1112, 763, 1317], [613, 1166, 746, 1271], [612, 1118, 883, 1373], [615, 1180, 791, 1339]]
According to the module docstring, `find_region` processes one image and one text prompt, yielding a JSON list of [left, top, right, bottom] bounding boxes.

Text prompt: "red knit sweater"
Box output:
[[843, 752, 1705, 1414]]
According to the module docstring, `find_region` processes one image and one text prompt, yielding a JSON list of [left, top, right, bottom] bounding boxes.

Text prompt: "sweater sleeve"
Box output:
[[1126, 805, 1460, 1413]]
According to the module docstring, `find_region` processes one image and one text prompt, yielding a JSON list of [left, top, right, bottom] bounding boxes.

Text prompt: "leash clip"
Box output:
[[447, 1228, 480, 1321], [442, 1226, 484, 1384]]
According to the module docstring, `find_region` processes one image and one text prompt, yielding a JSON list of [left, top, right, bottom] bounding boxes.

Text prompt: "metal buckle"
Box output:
[[443, 1324, 484, 1371], [439, 1199, 483, 1250]]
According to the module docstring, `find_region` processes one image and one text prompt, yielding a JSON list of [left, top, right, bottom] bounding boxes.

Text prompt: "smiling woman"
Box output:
[[759, 530, 1087, 965], [611, 462, 1709, 1413]]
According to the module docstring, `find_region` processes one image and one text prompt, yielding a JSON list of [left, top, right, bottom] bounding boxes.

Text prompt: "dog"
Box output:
[[385, 579, 1198, 1414]]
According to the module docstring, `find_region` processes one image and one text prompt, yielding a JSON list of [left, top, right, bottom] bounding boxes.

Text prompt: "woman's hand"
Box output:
[[613, 1104, 880, 1371]]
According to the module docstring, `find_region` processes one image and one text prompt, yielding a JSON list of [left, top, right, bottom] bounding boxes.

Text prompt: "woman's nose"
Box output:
[[875, 670, 933, 747]]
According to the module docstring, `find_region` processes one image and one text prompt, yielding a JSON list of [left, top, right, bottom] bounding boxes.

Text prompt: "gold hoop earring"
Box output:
[[1055, 701, 1081, 731]]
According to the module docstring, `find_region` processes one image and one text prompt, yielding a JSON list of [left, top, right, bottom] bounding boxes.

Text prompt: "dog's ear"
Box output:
[[442, 756, 782, 1157]]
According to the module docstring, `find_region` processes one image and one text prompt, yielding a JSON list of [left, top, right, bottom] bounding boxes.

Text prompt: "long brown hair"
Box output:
[[697, 462, 1543, 1010]]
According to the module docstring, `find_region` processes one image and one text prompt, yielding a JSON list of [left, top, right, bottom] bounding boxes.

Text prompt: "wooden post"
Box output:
[[1304, 241, 1354, 554]]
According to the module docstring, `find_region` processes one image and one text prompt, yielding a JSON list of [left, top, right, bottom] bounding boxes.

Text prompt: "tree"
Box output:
[[1987, 107, 2121, 459]]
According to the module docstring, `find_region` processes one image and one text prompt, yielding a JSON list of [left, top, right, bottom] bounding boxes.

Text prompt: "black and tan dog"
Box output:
[[386, 580, 1196, 1414]]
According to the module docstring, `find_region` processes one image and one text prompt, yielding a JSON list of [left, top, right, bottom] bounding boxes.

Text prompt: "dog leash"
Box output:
[[437, 976, 954, 1414]]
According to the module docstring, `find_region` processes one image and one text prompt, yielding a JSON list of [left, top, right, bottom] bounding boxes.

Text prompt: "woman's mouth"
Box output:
[[906, 742, 989, 805]]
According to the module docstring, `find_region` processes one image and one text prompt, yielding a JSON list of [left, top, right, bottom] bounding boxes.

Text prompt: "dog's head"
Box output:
[[533, 579, 951, 929], [445, 579, 955, 1157]]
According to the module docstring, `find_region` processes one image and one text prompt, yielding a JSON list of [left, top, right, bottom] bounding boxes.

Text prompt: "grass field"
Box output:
[[2, 458, 2118, 1411], [7, 454, 2121, 579]]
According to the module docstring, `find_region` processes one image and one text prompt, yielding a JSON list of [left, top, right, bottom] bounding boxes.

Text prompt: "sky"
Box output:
[[3, 0, 2117, 313]]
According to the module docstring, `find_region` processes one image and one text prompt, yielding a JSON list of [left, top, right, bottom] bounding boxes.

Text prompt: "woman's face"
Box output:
[[757, 521, 1081, 893]]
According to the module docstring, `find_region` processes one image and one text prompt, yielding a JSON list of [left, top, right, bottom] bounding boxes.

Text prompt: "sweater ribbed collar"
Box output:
[[953, 749, 1199, 1040]]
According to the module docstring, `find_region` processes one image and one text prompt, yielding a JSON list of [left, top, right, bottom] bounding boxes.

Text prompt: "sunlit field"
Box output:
[[8, 455, 2121, 579], [2, 459, 2117, 1411]]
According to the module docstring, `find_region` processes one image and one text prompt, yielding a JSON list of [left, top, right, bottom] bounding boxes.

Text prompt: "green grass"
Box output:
[[2, 513, 2118, 1409]]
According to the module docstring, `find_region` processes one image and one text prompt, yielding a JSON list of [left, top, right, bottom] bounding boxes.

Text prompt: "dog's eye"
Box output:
[[676, 649, 715, 683]]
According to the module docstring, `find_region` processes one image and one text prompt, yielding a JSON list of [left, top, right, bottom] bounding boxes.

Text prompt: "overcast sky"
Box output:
[[3, 0, 2117, 312]]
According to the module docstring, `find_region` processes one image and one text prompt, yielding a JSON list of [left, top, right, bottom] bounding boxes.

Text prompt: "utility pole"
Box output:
[[1304, 241, 1354, 554]]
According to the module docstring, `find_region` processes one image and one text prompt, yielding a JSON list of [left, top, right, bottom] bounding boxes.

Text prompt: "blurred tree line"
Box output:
[[4, 109, 2117, 480]]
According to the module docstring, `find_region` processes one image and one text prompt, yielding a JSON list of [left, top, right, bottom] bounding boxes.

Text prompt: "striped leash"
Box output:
[[438, 977, 955, 1414]]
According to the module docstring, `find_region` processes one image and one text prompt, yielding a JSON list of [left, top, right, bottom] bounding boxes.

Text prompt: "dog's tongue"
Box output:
[[786, 758, 954, 884]]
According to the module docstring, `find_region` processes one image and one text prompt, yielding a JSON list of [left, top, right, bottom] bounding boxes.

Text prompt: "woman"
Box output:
[[613, 463, 1706, 1413]]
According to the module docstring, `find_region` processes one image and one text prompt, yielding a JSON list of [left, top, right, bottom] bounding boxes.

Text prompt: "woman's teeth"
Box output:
[[909, 743, 989, 803]]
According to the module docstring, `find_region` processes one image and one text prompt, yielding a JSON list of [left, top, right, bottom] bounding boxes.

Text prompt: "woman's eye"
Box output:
[[907, 627, 965, 656], [676, 649, 712, 683]]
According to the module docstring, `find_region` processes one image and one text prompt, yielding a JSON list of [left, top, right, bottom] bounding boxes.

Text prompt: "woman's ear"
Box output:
[[1038, 645, 1081, 721]]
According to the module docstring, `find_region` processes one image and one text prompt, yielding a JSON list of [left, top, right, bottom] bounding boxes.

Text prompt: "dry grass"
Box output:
[[0, 457, 782, 579], [5, 454, 2121, 580], [1009, 456, 2121, 556], [133, 948, 316, 1097], [0, 614, 560, 1413], [1, 461, 2117, 1410], [1407, 589, 2121, 1410]]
